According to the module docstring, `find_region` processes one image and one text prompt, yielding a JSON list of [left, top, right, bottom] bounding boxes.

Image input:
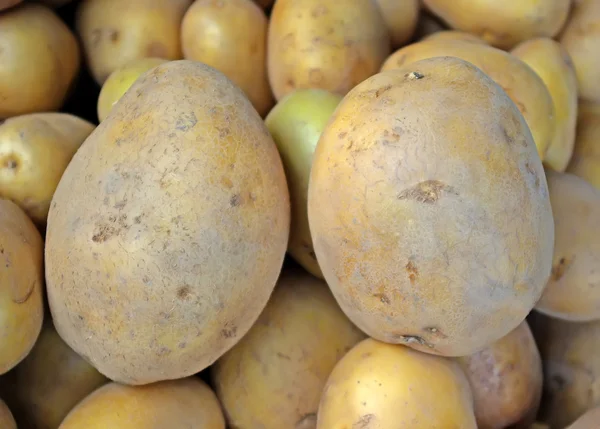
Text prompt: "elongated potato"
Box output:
[[0, 399, 16, 429], [568, 102, 600, 189], [381, 39, 556, 160], [374, 0, 420, 48]]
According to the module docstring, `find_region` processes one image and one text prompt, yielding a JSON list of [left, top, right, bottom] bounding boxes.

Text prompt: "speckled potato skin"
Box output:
[[457, 321, 543, 429], [512, 38, 578, 173], [267, 0, 391, 101], [212, 268, 365, 429], [0, 399, 16, 429], [0, 199, 44, 375], [58, 378, 225, 429], [0, 3, 80, 119], [45, 60, 291, 385], [317, 338, 477, 428], [423, 0, 571, 49], [568, 102, 600, 189], [181, 0, 274, 117], [308, 56, 554, 357], [75, 0, 192, 85], [0, 113, 95, 225], [567, 407, 600, 429], [425, 30, 488, 44], [534, 170, 600, 321], [381, 39, 556, 160], [374, 0, 420, 48]]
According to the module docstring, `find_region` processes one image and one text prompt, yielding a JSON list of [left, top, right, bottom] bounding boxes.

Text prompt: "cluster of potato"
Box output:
[[0, 0, 599, 428]]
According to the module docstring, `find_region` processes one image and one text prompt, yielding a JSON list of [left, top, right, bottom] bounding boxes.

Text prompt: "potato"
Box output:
[[567, 102, 600, 189], [0, 199, 44, 375], [512, 38, 578, 172], [567, 407, 600, 429], [560, 0, 600, 102], [58, 378, 225, 429], [181, 0, 273, 118], [212, 267, 365, 429], [307, 56, 554, 357], [0, 3, 80, 119], [75, 0, 192, 85], [0, 113, 95, 225], [534, 170, 600, 321], [265, 89, 342, 278], [425, 30, 488, 44], [0, 399, 16, 429], [45, 60, 290, 385], [0, 0, 21, 12], [267, 0, 391, 101], [423, 0, 571, 49], [317, 338, 477, 428], [381, 39, 556, 160], [374, 0, 420, 48], [457, 321, 543, 429]]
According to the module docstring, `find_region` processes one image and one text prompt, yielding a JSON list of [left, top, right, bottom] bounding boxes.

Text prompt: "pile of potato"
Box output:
[[0, 0, 599, 428]]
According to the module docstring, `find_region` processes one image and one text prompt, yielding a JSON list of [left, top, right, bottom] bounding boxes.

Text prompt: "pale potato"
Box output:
[[374, 0, 420, 48], [567, 102, 600, 189]]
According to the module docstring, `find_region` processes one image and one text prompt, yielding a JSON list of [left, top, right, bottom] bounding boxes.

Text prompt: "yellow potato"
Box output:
[[75, 0, 192, 84], [0, 199, 44, 375], [457, 321, 543, 429], [0, 113, 95, 225], [0, 399, 16, 429], [181, 0, 273, 117], [45, 60, 290, 385], [512, 38, 578, 172], [97, 57, 169, 122], [560, 0, 600, 102], [568, 102, 600, 189], [317, 338, 477, 428], [58, 378, 225, 429], [567, 407, 600, 429], [534, 170, 600, 321], [374, 0, 420, 48], [425, 30, 488, 44], [0, 3, 80, 119], [267, 0, 391, 101], [265, 89, 342, 278], [381, 39, 556, 160], [423, 0, 571, 49], [212, 268, 365, 429]]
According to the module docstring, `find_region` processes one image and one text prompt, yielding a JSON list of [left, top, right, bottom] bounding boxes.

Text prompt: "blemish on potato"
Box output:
[[176, 285, 192, 300], [295, 413, 317, 429], [373, 293, 390, 304], [221, 326, 237, 338], [405, 261, 419, 284], [374, 85, 392, 98], [395, 335, 435, 349], [276, 352, 291, 360], [91, 224, 118, 243], [397, 180, 457, 204], [406, 71, 424, 80], [354, 413, 375, 428], [551, 257, 573, 281], [175, 112, 198, 132], [230, 194, 241, 207]]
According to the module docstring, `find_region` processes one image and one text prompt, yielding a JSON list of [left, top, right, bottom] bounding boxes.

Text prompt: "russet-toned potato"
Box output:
[[567, 102, 600, 189]]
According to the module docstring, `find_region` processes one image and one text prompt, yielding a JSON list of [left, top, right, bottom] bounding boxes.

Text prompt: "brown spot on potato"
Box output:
[[397, 180, 457, 204], [108, 29, 119, 43], [406, 261, 419, 284], [354, 414, 375, 428], [373, 293, 390, 304], [178, 342, 187, 349], [175, 112, 198, 132], [375, 85, 392, 98], [525, 163, 541, 189], [3, 157, 18, 169], [296, 413, 317, 429], [221, 326, 237, 338], [92, 224, 118, 243], [338, 131, 347, 139], [276, 352, 291, 360], [177, 285, 192, 300], [230, 194, 241, 207], [551, 257, 573, 281]]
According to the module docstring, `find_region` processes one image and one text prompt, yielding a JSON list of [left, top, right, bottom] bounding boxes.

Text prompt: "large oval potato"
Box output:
[[181, 0, 273, 117], [457, 321, 543, 429], [75, 0, 192, 85], [317, 338, 477, 428], [534, 170, 600, 321], [374, 0, 420, 48], [0, 399, 16, 429], [45, 60, 290, 385], [0, 3, 80, 119], [560, 0, 600, 103], [308, 56, 554, 357], [58, 378, 225, 429], [423, 0, 571, 49], [212, 268, 365, 429], [267, 0, 391, 101], [0, 113, 95, 225], [512, 38, 578, 172], [265, 89, 342, 279], [567, 407, 600, 429], [568, 102, 600, 189], [0, 199, 44, 375], [381, 39, 556, 160]]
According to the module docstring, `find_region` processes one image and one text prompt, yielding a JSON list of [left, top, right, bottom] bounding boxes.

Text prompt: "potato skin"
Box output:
[[0, 199, 44, 375], [267, 0, 391, 101], [58, 378, 225, 429], [0, 113, 95, 225], [425, 30, 488, 44], [381, 39, 556, 160], [317, 338, 477, 428], [374, 0, 420, 48], [423, 0, 571, 49], [457, 321, 543, 429], [560, 0, 600, 103], [567, 407, 600, 429], [308, 56, 554, 357], [567, 102, 600, 189], [76, 0, 192, 84], [181, 0, 273, 117], [45, 60, 290, 385], [0, 3, 80, 119], [212, 268, 365, 429], [0, 399, 16, 429]]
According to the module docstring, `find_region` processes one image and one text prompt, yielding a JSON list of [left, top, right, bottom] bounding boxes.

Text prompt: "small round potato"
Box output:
[[567, 102, 600, 189], [267, 0, 391, 101], [75, 0, 192, 84], [423, 0, 571, 49], [58, 378, 225, 429], [374, 0, 420, 48], [0, 199, 44, 375], [0, 3, 80, 119], [0, 399, 16, 429], [181, 0, 274, 117], [567, 407, 600, 429], [425, 30, 488, 44], [317, 338, 477, 428]]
